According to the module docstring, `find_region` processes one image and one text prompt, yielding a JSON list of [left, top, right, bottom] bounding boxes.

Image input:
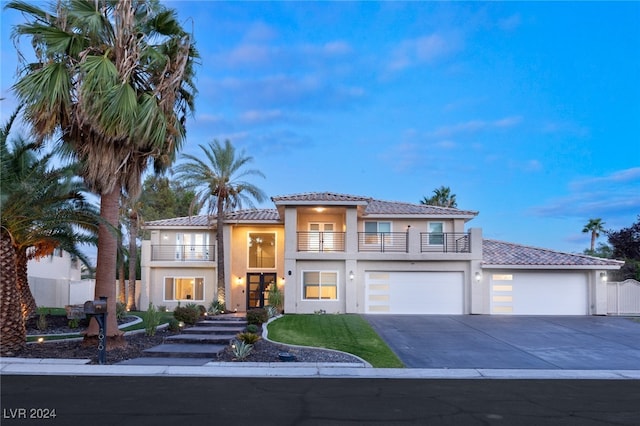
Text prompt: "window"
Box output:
[[248, 232, 276, 268], [308, 223, 335, 251], [176, 233, 210, 260], [428, 222, 444, 245], [164, 277, 204, 301], [364, 221, 391, 244], [303, 271, 338, 300]]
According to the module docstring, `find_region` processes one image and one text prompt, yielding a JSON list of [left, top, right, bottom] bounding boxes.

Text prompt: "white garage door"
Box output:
[[366, 271, 464, 314], [491, 272, 588, 315]]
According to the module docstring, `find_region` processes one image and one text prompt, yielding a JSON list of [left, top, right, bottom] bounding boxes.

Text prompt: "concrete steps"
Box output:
[[119, 313, 247, 366]]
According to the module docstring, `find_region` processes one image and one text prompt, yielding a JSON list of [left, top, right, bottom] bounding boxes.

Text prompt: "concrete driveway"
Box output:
[[365, 315, 640, 369]]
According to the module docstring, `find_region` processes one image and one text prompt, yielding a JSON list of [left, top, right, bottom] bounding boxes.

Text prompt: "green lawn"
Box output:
[[267, 314, 404, 368]]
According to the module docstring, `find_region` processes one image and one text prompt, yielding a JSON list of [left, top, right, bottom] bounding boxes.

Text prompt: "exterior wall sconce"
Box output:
[[349, 271, 355, 280], [475, 272, 482, 282], [600, 272, 607, 282], [236, 276, 242, 285]]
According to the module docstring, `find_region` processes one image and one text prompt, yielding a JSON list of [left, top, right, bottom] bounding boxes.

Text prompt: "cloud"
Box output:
[[530, 167, 640, 220], [239, 109, 285, 125], [387, 32, 463, 72], [430, 116, 522, 137]]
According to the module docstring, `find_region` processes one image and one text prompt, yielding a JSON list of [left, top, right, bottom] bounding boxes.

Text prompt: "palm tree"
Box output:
[[174, 140, 266, 304], [583, 218, 606, 252], [421, 186, 457, 208], [1, 126, 98, 354], [7, 0, 198, 338]]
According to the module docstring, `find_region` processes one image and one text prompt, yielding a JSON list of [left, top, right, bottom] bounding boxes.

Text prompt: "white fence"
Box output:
[[607, 279, 640, 315], [28, 277, 95, 308]]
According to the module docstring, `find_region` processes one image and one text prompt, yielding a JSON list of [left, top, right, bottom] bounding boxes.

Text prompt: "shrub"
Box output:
[[173, 304, 200, 325], [208, 300, 225, 315], [145, 303, 161, 336], [197, 305, 207, 316], [68, 318, 79, 329], [236, 332, 260, 344], [246, 324, 259, 334], [231, 340, 253, 361], [37, 312, 48, 331], [116, 302, 127, 320], [265, 305, 278, 318], [168, 318, 180, 332], [267, 284, 283, 312], [246, 308, 268, 325], [157, 305, 167, 313]]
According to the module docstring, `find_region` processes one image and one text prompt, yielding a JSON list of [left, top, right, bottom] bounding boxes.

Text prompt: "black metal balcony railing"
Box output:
[[297, 232, 345, 252], [358, 232, 408, 252], [151, 245, 216, 261], [420, 233, 471, 253]]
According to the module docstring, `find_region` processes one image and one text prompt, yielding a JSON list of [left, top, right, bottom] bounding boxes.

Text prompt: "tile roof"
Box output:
[[482, 239, 624, 267], [271, 192, 371, 203], [144, 209, 281, 227], [365, 199, 477, 216], [272, 192, 478, 217]]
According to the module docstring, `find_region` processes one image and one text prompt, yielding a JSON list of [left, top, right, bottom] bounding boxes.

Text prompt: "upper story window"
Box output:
[[364, 221, 391, 244], [248, 232, 276, 268], [427, 222, 444, 245]]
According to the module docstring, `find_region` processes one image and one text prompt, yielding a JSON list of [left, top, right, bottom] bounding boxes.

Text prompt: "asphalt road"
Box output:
[[2, 375, 640, 425]]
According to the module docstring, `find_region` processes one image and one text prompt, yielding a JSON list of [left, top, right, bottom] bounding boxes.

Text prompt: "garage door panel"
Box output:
[[491, 272, 587, 315], [366, 272, 463, 314]]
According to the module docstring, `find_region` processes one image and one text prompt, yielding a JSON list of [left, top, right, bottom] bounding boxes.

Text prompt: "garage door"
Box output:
[[365, 272, 464, 314], [491, 272, 588, 315]]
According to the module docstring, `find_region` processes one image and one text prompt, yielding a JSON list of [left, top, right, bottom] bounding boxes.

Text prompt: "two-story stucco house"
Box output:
[[140, 192, 622, 316]]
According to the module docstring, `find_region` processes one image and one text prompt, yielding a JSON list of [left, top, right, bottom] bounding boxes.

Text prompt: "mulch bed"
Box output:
[[8, 314, 362, 365]]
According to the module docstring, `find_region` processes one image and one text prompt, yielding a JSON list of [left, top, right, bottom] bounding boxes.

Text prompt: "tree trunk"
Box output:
[[0, 231, 26, 355], [15, 247, 37, 320], [216, 197, 225, 305], [117, 234, 126, 305], [86, 187, 123, 340], [127, 209, 138, 311], [591, 232, 596, 252]]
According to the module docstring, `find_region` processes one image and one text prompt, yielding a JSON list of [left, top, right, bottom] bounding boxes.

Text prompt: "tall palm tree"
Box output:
[[583, 218, 606, 252], [7, 0, 198, 338], [1, 127, 98, 354], [421, 186, 457, 208], [174, 140, 266, 304]]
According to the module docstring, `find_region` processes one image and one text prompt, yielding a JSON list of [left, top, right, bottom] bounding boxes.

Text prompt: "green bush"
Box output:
[[37, 313, 48, 331], [116, 302, 127, 320], [267, 284, 283, 312], [168, 318, 180, 332], [173, 304, 200, 325], [145, 303, 161, 336], [246, 324, 259, 334], [68, 318, 79, 329], [246, 308, 268, 325], [236, 332, 260, 344], [231, 340, 253, 360], [208, 300, 226, 315]]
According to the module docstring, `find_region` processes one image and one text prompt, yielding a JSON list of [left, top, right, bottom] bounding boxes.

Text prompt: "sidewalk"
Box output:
[[2, 357, 640, 379]]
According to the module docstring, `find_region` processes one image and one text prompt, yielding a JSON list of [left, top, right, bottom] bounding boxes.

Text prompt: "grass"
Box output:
[[267, 314, 404, 368]]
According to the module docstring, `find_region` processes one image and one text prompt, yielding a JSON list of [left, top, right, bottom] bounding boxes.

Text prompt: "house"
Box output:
[[28, 248, 95, 308], [140, 192, 623, 315]]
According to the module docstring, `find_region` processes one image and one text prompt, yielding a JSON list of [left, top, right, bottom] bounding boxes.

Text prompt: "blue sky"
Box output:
[[1, 1, 639, 254]]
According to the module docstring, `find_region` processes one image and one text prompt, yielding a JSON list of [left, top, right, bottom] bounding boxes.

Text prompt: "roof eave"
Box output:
[[482, 264, 623, 270]]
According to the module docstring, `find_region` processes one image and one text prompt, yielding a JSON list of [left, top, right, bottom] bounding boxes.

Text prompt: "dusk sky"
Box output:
[[1, 1, 639, 255]]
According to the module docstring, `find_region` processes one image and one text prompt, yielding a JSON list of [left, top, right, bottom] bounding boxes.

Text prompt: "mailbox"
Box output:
[[84, 299, 107, 314]]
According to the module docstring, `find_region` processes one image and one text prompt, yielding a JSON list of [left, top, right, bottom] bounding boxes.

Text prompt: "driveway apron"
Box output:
[[364, 315, 640, 369]]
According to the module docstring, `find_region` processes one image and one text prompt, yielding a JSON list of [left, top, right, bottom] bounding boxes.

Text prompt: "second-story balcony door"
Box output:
[[176, 233, 209, 261], [309, 223, 335, 252]]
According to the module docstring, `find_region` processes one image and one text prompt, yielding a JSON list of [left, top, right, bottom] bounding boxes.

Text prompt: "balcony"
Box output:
[[358, 232, 408, 252], [420, 232, 471, 253], [297, 232, 345, 252], [151, 245, 215, 261]]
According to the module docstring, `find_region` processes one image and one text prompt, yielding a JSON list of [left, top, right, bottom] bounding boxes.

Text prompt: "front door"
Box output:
[[247, 273, 277, 309]]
